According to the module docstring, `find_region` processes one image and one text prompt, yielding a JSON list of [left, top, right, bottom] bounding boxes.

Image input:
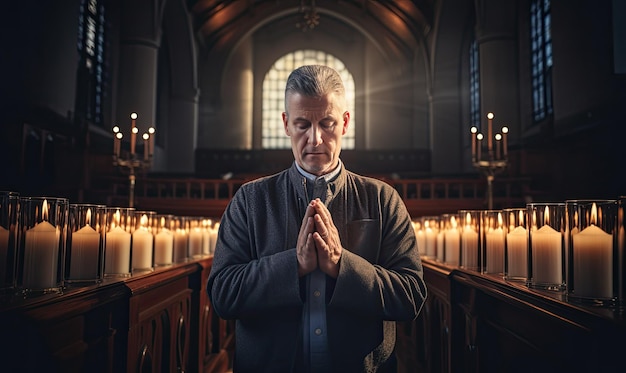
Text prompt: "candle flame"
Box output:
[[140, 214, 148, 227], [465, 212, 471, 226], [497, 212, 503, 228], [86, 208, 92, 225], [591, 203, 597, 225], [113, 209, 121, 229], [502, 126, 509, 134], [130, 112, 138, 120], [451, 215, 457, 229], [518, 210, 524, 226], [143, 133, 149, 140], [132, 127, 139, 134], [470, 126, 477, 134], [544, 206, 550, 225], [112, 126, 120, 133], [495, 133, 502, 141], [476, 133, 484, 140], [148, 127, 156, 135], [487, 112, 494, 120], [116, 132, 123, 140], [160, 216, 165, 228], [42, 199, 49, 221]]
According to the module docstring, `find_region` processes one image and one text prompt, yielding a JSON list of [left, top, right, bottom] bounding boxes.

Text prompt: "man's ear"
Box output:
[[342, 111, 350, 135], [283, 112, 291, 136]]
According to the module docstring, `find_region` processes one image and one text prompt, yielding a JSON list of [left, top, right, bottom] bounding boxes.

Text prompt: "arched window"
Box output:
[[530, 0, 553, 122], [469, 39, 480, 129], [262, 50, 355, 149]]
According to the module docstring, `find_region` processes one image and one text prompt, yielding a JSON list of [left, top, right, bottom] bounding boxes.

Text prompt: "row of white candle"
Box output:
[[413, 197, 626, 306], [0, 192, 220, 296]]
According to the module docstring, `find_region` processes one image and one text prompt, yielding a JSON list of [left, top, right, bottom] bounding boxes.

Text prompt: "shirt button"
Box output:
[[315, 328, 322, 335], [313, 290, 321, 297]]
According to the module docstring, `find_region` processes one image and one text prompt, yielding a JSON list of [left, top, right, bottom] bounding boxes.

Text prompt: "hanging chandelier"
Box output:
[[296, 0, 320, 31]]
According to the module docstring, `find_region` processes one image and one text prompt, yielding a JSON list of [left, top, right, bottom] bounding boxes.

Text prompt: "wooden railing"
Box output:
[[104, 175, 532, 218]]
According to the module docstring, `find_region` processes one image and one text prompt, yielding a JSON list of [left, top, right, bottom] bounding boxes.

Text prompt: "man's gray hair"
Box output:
[[284, 65, 346, 114]]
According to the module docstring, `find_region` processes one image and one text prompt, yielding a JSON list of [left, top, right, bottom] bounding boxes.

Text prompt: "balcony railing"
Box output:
[[104, 175, 531, 219]]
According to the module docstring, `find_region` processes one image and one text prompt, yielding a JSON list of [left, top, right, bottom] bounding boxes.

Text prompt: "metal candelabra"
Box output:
[[112, 113, 155, 208], [470, 112, 509, 210]]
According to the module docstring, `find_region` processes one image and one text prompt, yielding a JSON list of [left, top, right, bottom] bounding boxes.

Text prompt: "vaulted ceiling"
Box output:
[[188, 0, 435, 60]]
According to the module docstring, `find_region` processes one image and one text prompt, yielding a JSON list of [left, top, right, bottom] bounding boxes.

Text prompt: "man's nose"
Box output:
[[308, 125, 323, 146]]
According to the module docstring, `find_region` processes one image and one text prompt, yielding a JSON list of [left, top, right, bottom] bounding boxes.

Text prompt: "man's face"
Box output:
[[282, 92, 349, 176]]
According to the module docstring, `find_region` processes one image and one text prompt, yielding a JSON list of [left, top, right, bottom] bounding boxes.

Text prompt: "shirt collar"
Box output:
[[295, 159, 342, 182]]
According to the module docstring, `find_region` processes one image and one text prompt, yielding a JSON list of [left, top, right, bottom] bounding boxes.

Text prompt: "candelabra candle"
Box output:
[[148, 127, 156, 156], [487, 112, 494, 152], [470, 126, 478, 162], [468, 113, 508, 210], [67, 204, 105, 283], [111, 113, 155, 208], [566, 199, 617, 306], [0, 191, 19, 293], [142, 133, 149, 161], [112, 126, 121, 157], [17, 197, 68, 295], [528, 203, 565, 291], [502, 126, 509, 158], [130, 112, 137, 155], [495, 133, 502, 160]]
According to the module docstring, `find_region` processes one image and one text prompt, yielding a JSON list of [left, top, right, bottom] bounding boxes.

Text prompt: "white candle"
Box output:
[[424, 220, 437, 258], [202, 219, 211, 255], [0, 225, 9, 286], [105, 226, 131, 275], [70, 224, 100, 279], [415, 225, 426, 256], [23, 220, 60, 289], [209, 223, 219, 254], [173, 228, 188, 262], [462, 230, 479, 268], [506, 226, 528, 278], [444, 226, 460, 266], [132, 226, 153, 271], [188, 227, 203, 258], [154, 228, 173, 265], [531, 224, 562, 285], [573, 224, 613, 299], [436, 229, 445, 262], [461, 214, 479, 269], [485, 226, 505, 274]]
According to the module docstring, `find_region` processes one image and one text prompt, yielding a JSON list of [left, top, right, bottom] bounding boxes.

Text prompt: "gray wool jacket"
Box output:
[[207, 162, 427, 373]]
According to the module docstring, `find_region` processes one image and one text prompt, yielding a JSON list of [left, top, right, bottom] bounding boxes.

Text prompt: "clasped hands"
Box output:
[[297, 198, 342, 278]]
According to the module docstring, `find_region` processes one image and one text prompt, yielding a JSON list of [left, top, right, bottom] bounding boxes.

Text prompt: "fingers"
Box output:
[[297, 227, 317, 277]]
